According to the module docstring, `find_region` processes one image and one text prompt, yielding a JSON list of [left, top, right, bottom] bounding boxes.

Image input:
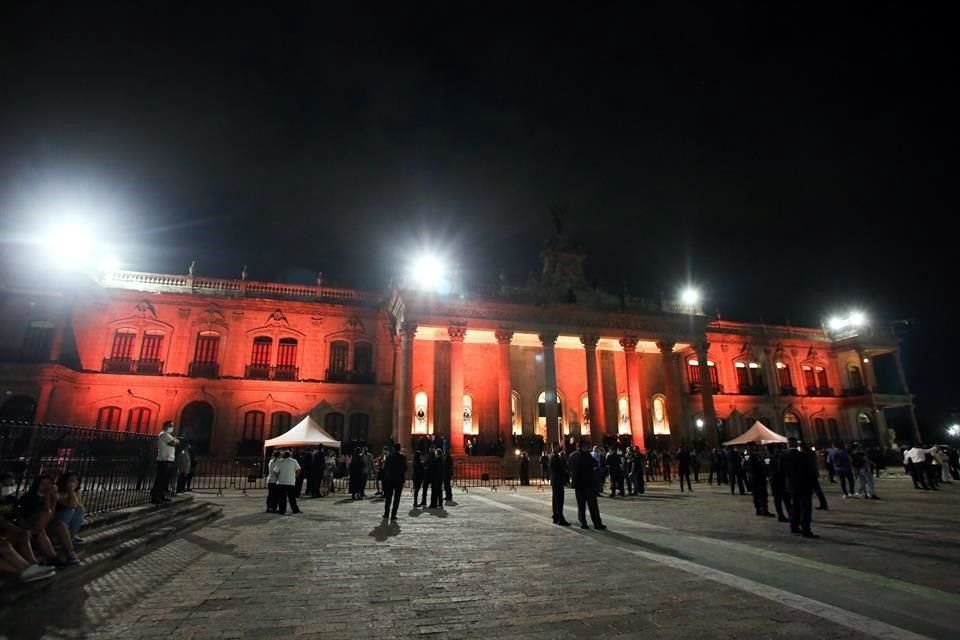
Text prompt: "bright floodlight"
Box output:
[[695, 418, 705, 429], [948, 424, 960, 438], [680, 286, 700, 306], [827, 316, 846, 331], [98, 255, 120, 273], [849, 311, 867, 327], [410, 253, 447, 292], [43, 221, 95, 270]]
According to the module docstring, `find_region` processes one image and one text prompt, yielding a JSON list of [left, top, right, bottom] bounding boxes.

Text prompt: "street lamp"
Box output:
[[827, 311, 868, 332]]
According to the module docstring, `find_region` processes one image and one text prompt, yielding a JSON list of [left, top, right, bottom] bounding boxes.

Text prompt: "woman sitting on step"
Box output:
[[18, 475, 80, 566], [54, 471, 87, 546]]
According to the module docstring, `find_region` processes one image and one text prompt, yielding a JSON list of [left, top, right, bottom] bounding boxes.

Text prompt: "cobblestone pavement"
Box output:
[[2, 475, 958, 640]]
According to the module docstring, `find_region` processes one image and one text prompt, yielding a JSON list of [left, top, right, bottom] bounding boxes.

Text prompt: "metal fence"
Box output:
[[0, 421, 157, 515]]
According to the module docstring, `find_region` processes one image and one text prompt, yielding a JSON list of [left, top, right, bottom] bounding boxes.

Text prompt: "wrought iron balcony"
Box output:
[[689, 382, 723, 395], [325, 369, 376, 384], [807, 386, 835, 397], [134, 359, 164, 375], [102, 357, 133, 373], [188, 361, 220, 378], [245, 365, 299, 381], [738, 384, 768, 396], [779, 385, 798, 396]]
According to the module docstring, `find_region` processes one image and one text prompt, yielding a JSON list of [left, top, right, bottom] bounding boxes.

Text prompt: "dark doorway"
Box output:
[[180, 401, 214, 454]]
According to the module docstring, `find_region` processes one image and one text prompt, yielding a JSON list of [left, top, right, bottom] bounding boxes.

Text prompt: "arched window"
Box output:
[[735, 360, 764, 393], [270, 411, 291, 438], [191, 331, 221, 377], [847, 365, 864, 391], [776, 362, 795, 394], [511, 391, 521, 435], [537, 390, 564, 439], [813, 418, 827, 446], [243, 410, 265, 441], [617, 396, 631, 435], [353, 342, 373, 382], [247, 337, 272, 379], [783, 411, 802, 440], [651, 394, 670, 434], [827, 418, 841, 443], [327, 341, 349, 381], [462, 395, 476, 435], [414, 391, 429, 434], [21, 320, 55, 362], [686, 358, 719, 392], [138, 330, 165, 374], [325, 412, 345, 441], [857, 410, 878, 444], [579, 394, 590, 436], [803, 365, 830, 396], [276, 338, 298, 380], [126, 407, 152, 433], [96, 406, 122, 430], [349, 413, 369, 442]]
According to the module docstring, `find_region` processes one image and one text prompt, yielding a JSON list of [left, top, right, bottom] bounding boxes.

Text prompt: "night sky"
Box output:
[[0, 3, 956, 432]]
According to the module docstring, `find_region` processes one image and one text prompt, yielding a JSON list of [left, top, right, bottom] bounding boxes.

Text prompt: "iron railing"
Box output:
[[0, 421, 157, 516], [188, 361, 220, 378], [244, 365, 299, 381]]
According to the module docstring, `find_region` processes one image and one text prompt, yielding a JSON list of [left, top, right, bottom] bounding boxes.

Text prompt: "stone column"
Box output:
[[391, 333, 401, 437], [656, 340, 683, 441], [695, 341, 718, 446], [449, 325, 467, 455], [763, 348, 780, 396], [892, 348, 911, 394], [395, 322, 417, 451], [581, 335, 605, 440], [539, 333, 560, 446], [495, 329, 514, 446], [619, 337, 645, 449], [34, 382, 56, 424]]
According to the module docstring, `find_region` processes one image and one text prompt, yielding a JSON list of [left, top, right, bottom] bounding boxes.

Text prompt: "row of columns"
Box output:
[[393, 322, 703, 453]]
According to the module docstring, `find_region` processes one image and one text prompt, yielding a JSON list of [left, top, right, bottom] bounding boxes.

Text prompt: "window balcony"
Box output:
[[245, 365, 299, 381], [806, 386, 835, 397], [842, 386, 867, 397], [102, 357, 133, 373], [325, 369, 376, 384], [779, 385, 798, 396], [689, 382, 723, 395], [134, 359, 164, 375], [738, 384, 768, 396], [188, 361, 220, 378]]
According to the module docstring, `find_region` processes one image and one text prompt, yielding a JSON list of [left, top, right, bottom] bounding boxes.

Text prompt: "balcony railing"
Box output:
[[188, 361, 220, 378], [842, 386, 868, 397], [245, 365, 299, 381], [102, 358, 166, 375], [738, 384, 768, 396], [807, 386, 835, 397], [688, 383, 724, 395], [779, 385, 798, 396], [325, 369, 376, 384], [102, 357, 133, 373]]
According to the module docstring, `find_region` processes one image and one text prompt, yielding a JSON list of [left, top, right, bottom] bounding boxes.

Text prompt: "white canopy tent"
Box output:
[[723, 421, 789, 446], [263, 415, 341, 450]]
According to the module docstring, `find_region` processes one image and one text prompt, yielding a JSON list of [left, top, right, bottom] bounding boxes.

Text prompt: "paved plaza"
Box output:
[[2, 475, 959, 640]]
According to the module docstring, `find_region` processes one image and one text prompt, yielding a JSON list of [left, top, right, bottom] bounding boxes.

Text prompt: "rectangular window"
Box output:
[[349, 413, 369, 442], [735, 365, 749, 387], [815, 367, 829, 388], [328, 341, 348, 379], [22, 322, 54, 361], [126, 407, 152, 433], [277, 339, 297, 368], [111, 330, 136, 360], [803, 367, 817, 389], [353, 343, 373, 374], [140, 332, 164, 362], [251, 338, 272, 367], [96, 406, 122, 429], [777, 365, 793, 388], [194, 333, 220, 364], [270, 412, 291, 437], [243, 411, 265, 441], [708, 365, 719, 387], [687, 363, 701, 386]]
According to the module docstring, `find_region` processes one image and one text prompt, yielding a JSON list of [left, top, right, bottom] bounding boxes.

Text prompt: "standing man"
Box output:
[[632, 448, 646, 495], [727, 446, 746, 495], [265, 450, 281, 512], [606, 448, 625, 497], [381, 443, 407, 521], [676, 446, 693, 493], [783, 438, 818, 538], [549, 444, 571, 526], [443, 448, 455, 503], [412, 451, 426, 508], [151, 421, 180, 504], [429, 447, 445, 509], [569, 439, 606, 530], [275, 450, 302, 515], [745, 444, 773, 517], [361, 447, 374, 498], [768, 444, 790, 522]]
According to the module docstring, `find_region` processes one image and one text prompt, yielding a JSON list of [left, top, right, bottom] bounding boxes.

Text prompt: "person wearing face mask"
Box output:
[[151, 421, 180, 504]]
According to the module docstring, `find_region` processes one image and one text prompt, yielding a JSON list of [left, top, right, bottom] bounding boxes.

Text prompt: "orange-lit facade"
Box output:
[[0, 246, 920, 456]]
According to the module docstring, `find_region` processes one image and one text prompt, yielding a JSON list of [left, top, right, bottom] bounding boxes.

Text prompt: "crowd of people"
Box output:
[[0, 470, 84, 584]]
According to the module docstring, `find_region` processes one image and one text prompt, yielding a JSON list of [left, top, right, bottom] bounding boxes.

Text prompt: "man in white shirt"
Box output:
[[151, 421, 180, 504], [275, 450, 302, 514], [904, 444, 935, 490]]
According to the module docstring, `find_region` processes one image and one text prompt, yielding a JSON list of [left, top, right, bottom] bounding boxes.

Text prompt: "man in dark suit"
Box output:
[[569, 439, 606, 530], [381, 443, 407, 520], [549, 444, 571, 526], [782, 438, 819, 538], [443, 449, 455, 503], [726, 446, 746, 495], [429, 447, 445, 509]]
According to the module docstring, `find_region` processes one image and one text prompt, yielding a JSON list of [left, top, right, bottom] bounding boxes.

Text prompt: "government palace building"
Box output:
[[0, 235, 920, 457]]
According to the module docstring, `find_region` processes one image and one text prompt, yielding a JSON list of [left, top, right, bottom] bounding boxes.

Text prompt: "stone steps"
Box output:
[[0, 496, 221, 603]]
